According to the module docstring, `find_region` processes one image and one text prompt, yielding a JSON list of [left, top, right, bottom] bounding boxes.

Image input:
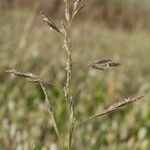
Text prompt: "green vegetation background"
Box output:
[[0, 0, 150, 149]]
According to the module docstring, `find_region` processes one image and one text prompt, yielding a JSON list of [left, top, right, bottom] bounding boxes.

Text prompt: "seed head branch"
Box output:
[[28, 79, 63, 88], [72, 0, 85, 20], [6, 69, 63, 149], [41, 12, 64, 36], [76, 95, 144, 127], [6, 69, 61, 88], [5, 69, 38, 79], [72, 59, 120, 71]]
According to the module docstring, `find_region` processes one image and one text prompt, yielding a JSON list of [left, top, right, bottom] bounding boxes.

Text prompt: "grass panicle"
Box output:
[[6, 0, 144, 149]]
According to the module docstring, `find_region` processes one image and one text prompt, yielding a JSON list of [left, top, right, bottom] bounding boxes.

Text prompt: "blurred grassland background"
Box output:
[[0, 0, 150, 149]]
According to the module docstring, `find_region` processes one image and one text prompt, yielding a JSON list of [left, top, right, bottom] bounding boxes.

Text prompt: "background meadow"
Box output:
[[0, 0, 150, 149]]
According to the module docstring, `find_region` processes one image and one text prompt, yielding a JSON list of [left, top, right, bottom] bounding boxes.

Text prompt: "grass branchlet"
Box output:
[[76, 95, 144, 127], [41, 12, 64, 36], [6, 69, 63, 149]]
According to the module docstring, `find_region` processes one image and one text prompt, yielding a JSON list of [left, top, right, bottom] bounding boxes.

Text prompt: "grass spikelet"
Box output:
[[41, 11, 64, 36], [76, 95, 144, 127]]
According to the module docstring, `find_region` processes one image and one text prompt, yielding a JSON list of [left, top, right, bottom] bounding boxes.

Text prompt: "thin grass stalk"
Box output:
[[65, 17, 75, 150], [63, 0, 75, 149], [40, 83, 63, 150]]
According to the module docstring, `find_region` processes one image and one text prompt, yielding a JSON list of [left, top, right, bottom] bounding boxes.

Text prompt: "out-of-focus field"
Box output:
[[0, 6, 150, 150]]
